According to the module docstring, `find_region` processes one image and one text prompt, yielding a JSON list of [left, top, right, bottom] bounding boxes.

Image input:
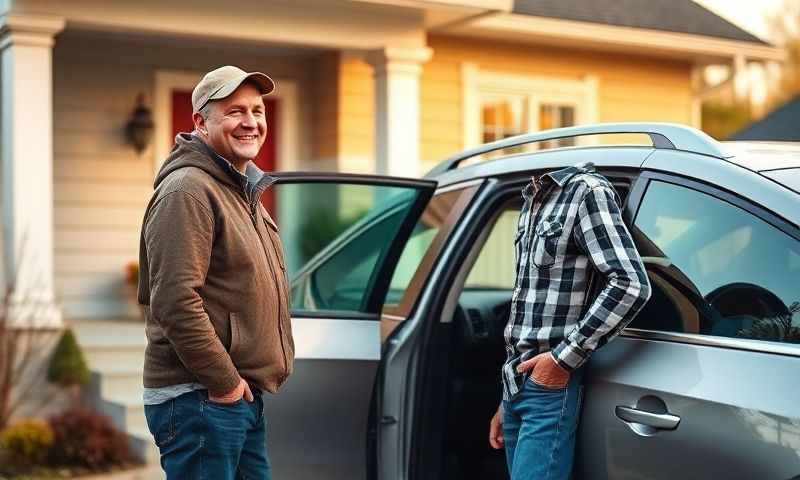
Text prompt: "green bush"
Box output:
[[47, 329, 89, 388], [48, 407, 132, 471], [0, 419, 54, 467], [298, 207, 367, 263], [702, 101, 752, 140]]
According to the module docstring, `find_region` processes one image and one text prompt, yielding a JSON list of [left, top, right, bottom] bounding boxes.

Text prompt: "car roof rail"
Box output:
[[426, 122, 728, 177]]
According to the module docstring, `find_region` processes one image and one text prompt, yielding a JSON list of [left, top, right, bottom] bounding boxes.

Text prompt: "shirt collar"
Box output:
[[545, 161, 596, 187], [193, 133, 249, 189], [523, 162, 596, 199], [193, 132, 275, 197]]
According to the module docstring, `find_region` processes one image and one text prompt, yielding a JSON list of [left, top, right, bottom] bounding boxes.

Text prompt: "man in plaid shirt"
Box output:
[[488, 162, 651, 480]]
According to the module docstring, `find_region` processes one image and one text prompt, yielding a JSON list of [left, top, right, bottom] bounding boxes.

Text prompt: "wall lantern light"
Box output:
[[126, 93, 154, 154]]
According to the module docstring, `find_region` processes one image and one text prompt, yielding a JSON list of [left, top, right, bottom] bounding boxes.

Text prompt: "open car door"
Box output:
[[261, 173, 436, 480]]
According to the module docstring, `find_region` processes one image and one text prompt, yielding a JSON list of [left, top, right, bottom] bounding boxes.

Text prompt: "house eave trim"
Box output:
[[444, 13, 785, 63]]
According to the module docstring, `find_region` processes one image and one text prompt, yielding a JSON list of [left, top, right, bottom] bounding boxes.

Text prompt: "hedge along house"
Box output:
[[0, 0, 781, 459]]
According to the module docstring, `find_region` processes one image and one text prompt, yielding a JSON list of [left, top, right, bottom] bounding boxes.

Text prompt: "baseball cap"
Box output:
[[191, 65, 275, 113]]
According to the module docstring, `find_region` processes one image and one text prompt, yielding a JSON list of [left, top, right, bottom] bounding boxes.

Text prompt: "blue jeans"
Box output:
[[144, 390, 271, 480], [502, 367, 585, 480]]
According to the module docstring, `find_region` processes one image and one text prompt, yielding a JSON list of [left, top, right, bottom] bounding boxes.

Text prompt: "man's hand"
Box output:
[[517, 352, 570, 388], [208, 377, 254, 404], [489, 405, 504, 449]]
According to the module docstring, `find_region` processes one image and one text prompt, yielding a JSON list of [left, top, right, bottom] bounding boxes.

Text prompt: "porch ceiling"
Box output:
[[9, 0, 428, 50]]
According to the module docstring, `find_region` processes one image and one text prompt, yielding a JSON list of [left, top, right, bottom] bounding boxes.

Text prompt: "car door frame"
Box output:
[[263, 172, 436, 480]]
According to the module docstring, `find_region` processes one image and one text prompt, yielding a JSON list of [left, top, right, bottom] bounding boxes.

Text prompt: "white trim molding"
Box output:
[[0, 13, 65, 49], [152, 70, 201, 173], [152, 69, 300, 174], [444, 14, 784, 64], [461, 64, 599, 149]]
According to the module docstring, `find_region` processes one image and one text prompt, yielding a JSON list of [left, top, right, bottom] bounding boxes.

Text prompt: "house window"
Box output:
[[480, 94, 529, 156], [478, 96, 577, 155], [465, 66, 597, 157], [538, 104, 576, 148]]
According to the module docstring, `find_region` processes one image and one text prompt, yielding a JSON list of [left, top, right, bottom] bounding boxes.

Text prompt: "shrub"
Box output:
[[47, 329, 90, 388], [702, 100, 752, 140], [48, 407, 132, 470], [0, 419, 54, 467], [298, 207, 367, 263]]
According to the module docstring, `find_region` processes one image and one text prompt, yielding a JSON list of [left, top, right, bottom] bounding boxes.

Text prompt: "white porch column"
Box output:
[[367, 46, 432, 178], [733, 53, 749, 104], [0, 14, 64, 326]]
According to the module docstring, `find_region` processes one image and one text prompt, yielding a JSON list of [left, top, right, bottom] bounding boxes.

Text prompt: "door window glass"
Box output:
[[630, 181, 800, 343], [384, 185, 479, 317], [275, 182, 426, 314]]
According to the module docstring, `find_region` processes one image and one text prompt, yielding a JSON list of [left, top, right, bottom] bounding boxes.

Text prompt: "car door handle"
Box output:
[[615, 405, 680, 431]]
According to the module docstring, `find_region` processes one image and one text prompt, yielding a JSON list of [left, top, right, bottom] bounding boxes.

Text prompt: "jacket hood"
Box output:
[[154, 133, 241, 190]]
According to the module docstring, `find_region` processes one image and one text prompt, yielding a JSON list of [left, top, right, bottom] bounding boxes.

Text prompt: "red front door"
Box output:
[[170, 90, 278, 215]]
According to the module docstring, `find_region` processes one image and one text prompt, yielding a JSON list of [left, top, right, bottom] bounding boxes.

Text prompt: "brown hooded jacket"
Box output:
[[138, 133, 293, 395]]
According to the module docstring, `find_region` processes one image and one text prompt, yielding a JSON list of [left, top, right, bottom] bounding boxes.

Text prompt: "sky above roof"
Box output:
[[695, 0, 786, 43]]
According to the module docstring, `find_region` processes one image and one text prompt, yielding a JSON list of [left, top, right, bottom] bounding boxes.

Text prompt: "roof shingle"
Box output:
[[730, 95, 800, 141], [513, 0, 768, 45]]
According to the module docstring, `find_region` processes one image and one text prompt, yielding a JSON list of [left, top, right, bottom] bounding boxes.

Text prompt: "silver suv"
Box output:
[[262, 123, 800, 480]]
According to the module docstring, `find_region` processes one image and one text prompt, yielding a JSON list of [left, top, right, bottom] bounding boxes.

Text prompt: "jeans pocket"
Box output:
[[202, 389, 245, 409], [207, 398, 245, 408], [144, 399, 176, 447], [527, 374, 568, 392]]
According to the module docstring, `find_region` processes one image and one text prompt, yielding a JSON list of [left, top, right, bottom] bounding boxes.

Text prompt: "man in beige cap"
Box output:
[[138, 65, 294, 479]]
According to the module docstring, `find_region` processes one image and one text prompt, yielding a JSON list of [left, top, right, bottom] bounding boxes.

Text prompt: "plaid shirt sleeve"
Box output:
[[550, 185, 652, 371]]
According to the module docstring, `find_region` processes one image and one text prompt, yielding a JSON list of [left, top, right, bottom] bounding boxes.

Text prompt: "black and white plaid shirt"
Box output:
[[502, 163, 651, 400]]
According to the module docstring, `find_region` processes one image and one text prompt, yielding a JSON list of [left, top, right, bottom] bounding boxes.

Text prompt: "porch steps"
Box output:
[[72, 320, 158, 466]]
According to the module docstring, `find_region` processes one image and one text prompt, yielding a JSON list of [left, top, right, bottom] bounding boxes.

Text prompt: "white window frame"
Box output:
[[461, 63, 598, 149], [152, 69, 300, 174]]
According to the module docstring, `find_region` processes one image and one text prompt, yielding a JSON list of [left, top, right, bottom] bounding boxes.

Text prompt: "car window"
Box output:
[[464, 209, 519, 290], [383, 185, 479, 317], [629, 180, 800, 344], [279, 182, 425, 314]]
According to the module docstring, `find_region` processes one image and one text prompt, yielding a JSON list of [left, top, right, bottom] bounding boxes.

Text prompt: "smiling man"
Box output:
[[138, 66, 294, 479]]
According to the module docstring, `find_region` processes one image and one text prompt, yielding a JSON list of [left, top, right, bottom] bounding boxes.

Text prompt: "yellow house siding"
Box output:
[[338, 56, 374, 173], [313, 52, 340, 161], [312, 53, 375, 173], [420, 57, 462, 173], [420, 35, 693, 169]]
